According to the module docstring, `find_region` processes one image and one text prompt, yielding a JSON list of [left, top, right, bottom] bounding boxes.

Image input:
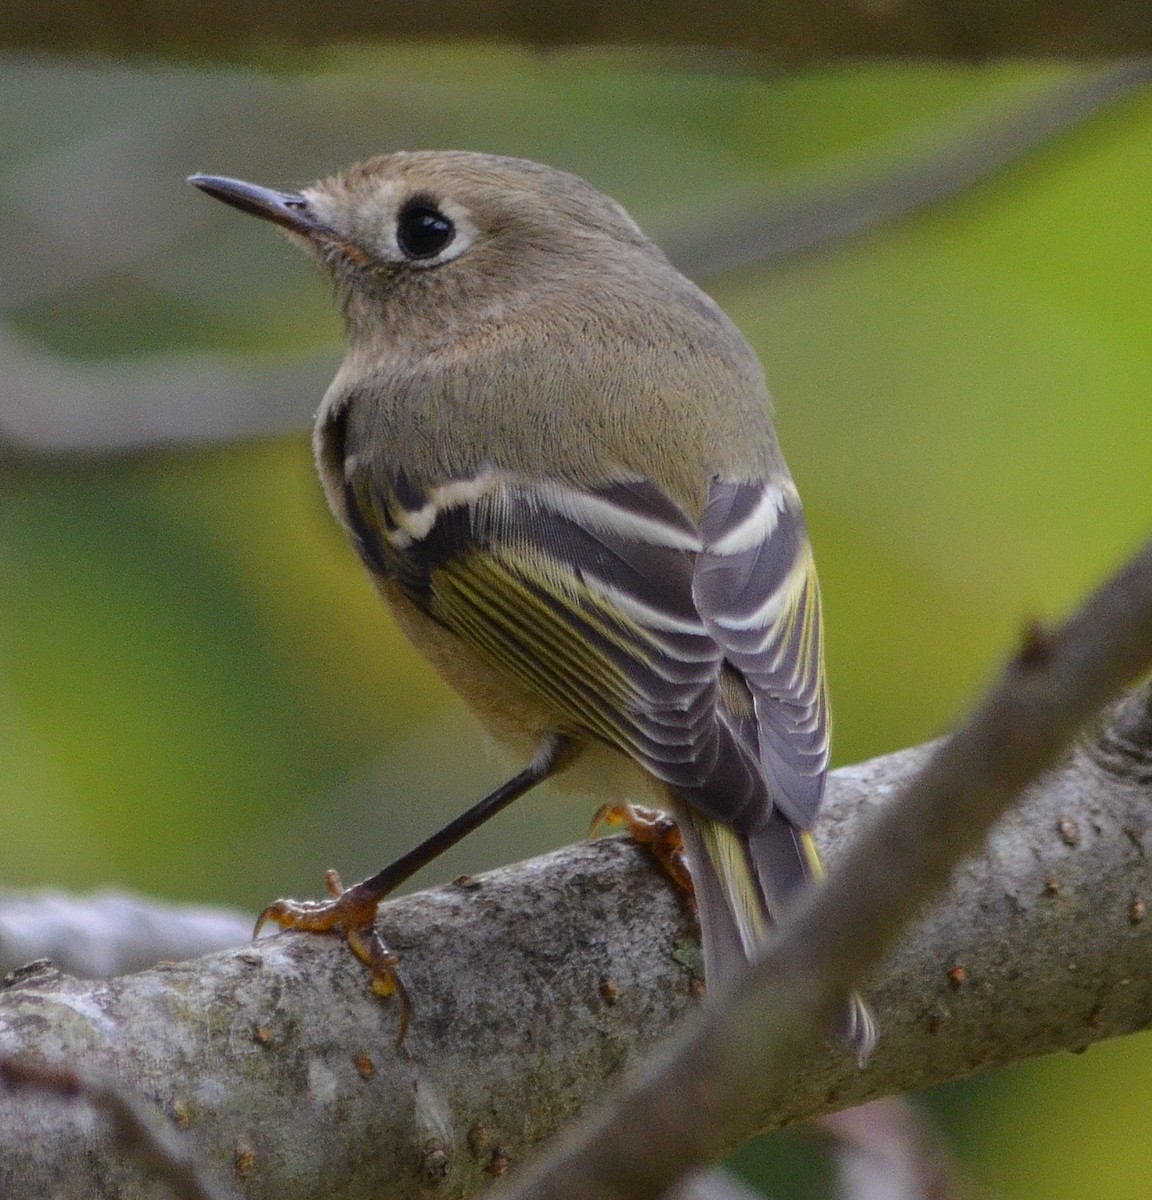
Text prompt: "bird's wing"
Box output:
[[693, 479, 873, 1058], [339, 462, 769, 825], [693, 478, 830, 829]]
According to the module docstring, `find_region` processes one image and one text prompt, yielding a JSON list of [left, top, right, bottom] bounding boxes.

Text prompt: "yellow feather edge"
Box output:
[[690, 815, 770, 957]]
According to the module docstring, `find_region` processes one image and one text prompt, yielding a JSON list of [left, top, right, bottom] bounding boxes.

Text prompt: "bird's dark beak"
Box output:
[[188, 174, 316, 236]]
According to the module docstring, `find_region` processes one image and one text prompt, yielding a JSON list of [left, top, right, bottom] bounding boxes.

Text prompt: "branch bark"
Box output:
[[2, 675, 1151, 1198], [3, 2, 1152, 60]]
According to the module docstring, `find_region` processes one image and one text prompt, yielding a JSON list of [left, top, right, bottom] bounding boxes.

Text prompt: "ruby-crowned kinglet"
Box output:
[[190, 152, 874, 1058]]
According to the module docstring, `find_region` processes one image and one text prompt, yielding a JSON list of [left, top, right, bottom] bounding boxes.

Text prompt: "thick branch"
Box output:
[[3, 2, 1152, 60], [2, 681, 1152, 1199]]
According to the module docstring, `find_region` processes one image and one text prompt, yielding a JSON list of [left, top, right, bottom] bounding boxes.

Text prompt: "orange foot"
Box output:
[[590, 804, 695, 899], [255, 869, 412, 1045]]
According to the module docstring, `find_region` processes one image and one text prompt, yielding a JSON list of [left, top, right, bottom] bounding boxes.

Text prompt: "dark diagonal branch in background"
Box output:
[[668, 59, 1152, 280], [2, 536, 1152, 1198], [497, 539, 1152, 1200]]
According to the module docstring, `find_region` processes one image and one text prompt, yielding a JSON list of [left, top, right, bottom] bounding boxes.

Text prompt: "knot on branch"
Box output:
[[1089, 684, 1152, 782]]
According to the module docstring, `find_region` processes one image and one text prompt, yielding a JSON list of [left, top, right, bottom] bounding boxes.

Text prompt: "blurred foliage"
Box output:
[[2, 46, 1152, 1200]]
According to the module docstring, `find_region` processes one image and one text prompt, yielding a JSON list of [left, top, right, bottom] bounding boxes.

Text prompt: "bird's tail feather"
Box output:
[[678, 804, 877, 1064]]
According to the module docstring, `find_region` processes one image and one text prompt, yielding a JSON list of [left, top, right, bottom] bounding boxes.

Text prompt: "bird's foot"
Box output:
[[590, 804, 695, 898], [255, 869, 411, 1045]]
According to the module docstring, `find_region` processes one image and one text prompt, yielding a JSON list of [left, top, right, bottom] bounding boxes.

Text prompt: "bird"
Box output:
[[189, 152, 875, 1058]]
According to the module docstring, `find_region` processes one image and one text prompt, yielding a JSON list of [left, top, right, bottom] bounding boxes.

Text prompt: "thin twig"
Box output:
[[0, 1056, 238, 1200], [667, 61, 1152, 279]]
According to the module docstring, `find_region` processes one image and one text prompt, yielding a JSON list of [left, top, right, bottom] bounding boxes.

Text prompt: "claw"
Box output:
[[254, 872, 411, 1045], [590, 804, 695, 898]]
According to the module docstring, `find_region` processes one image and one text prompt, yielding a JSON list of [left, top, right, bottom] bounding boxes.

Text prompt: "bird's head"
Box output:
[[190, 151, 663, 350]]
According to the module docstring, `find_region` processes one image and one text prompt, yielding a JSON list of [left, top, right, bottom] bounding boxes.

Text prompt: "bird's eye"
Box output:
[[396, 201, 455, 260]]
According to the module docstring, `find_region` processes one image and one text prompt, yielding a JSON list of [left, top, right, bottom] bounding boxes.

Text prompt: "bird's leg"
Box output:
[[590, 803, 695, 899], [256, 733, 573, 1044]]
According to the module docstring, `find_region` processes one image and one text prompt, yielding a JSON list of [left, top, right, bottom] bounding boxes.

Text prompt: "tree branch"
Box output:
[[3, 2, 1152, 60], [670, 59, 1152, 282], [0, 1056, 239, 1200], [0, 890, 252, 981], [3, 658, 1152, 1197]]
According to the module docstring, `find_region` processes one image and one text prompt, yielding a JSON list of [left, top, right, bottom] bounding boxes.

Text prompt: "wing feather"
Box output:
[[695, 478, 830, 827], [341, 467, 766, 821], [340, 463, 826, 831]]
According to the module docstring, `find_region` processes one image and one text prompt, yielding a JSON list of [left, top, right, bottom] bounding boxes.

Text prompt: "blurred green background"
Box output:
[[3, 48, 1152, 1198]]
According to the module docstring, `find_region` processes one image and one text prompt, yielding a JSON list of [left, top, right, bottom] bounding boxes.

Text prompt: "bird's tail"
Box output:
[[678, 804, 877, 1064]]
